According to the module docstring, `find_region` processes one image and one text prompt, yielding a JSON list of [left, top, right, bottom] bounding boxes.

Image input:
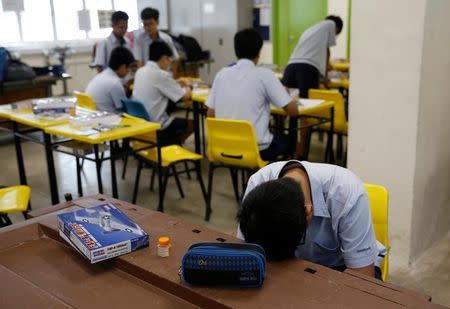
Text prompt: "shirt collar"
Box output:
[[146, 61, 161, 70], [236, 58, 256, 68], [104, 67, 118, 77], [301, 161, 330, 218]]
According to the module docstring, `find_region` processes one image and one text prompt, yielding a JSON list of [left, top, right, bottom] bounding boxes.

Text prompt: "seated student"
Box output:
[[133, 41, 192, 145], [237, 160, 384, 279], [205, 29, 298, 161], [134, 7, 179, 67], [86, 47, 135, 113], [94, 11, 132, 73]]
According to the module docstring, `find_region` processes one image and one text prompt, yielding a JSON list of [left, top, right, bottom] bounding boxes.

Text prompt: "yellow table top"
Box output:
[[327, 78, 350, 89], [191, 88, 210, 103], [330, 61, 350, 72], [271, 100, 335, 116], [0, 104, 69, 129], [44, 116, 161, 144]]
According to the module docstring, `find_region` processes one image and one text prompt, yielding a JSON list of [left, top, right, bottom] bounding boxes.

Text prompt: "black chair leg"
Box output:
[[0, 214, 12, 226], [184, 161, 191, 179], [121, 150, 129, 180], [229, 168, 240, 203], [76, 157, 83, 197], [206, 162, 215, 220], [171, 165, 185, 198], [158, 168, 170, 212], [150, 166, 156, 191], [194, 161, 210, 221], [132, 159, 143, 204], [337, 134, 343, 160]]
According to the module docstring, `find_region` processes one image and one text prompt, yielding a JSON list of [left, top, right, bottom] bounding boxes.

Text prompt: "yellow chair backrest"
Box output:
[[74, 91, 97, 110], [364, 183, 390, 281], [206, 118, 266, 169], [308, 89, 347, 134], [0, 185, 31, 213]]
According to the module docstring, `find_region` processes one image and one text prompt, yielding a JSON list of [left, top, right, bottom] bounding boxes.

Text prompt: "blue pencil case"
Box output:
[[180, 242, 266, 288]]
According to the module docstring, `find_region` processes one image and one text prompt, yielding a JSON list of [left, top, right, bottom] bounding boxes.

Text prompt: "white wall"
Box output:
[[411, 0, 450, 261], [348, 0, 426, 268], [328, 0, 348, 59]]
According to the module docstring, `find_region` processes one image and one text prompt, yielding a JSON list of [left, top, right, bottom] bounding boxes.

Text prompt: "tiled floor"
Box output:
[[1, 129, 449, 307]]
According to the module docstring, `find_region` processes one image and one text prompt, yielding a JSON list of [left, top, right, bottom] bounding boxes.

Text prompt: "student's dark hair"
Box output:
[[108, 47, 135, 70], [237, 177, 307, 261], [234, 28, 263, 60], [326, 15, 343, 34], [149, 41, 173, 62], [111, 11, 128, 24], [141, 7, 159, 21]]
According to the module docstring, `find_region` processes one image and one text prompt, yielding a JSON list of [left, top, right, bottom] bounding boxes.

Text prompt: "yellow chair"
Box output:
[[205, 118, 267, 220], [126, 118, 209, 218], [74, 91, 97, 110], [0, 185, 31, 227], [364, 183, 390, 282], [308, 89, 348, 162]]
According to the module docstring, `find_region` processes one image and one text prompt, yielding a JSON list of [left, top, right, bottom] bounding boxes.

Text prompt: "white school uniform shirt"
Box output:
[[132, 61, 185, 129], [288, 20, 336, 76], [93, 32, 132, 70], [237, 161, 383, 269], [133, 30, 179, 64], [205, 59, 292, 150], [85, 68, 125, 113]]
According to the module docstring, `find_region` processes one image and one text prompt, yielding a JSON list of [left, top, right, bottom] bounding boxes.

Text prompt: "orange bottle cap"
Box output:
[[158, 236, 170, 246]]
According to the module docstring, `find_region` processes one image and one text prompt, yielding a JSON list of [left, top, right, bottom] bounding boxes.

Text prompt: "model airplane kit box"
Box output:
[[57, 203, 149, 263]]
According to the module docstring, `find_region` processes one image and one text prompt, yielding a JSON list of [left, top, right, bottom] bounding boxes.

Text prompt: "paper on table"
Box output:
[[298, 99, 325, 107]]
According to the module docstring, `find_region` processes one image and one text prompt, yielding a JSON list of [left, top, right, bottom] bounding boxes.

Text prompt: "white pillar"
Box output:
[[348, 0, 450, 269], [327, 0, 348, 59]]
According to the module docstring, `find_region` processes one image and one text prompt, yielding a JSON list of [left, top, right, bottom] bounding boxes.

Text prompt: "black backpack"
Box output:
[[177, 35, 208, 62], [1, 48, 36, 82]]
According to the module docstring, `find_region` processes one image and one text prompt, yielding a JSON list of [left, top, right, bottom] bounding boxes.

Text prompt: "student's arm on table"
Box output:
[[283, 100, 299, 116], [181, 87, 192, 101], [207, 108, 215, 117], [348, 264, 375, 278]]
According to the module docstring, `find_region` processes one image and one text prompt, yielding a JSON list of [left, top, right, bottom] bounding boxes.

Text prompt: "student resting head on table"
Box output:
[[206, 28, 299, 161], [237, 160, 386, 279], [133, 41, 192, 146], [86, 47, 135, 114]]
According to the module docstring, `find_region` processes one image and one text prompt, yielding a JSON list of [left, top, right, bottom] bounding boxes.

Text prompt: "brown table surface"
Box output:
[[1, 195, 445, 309]]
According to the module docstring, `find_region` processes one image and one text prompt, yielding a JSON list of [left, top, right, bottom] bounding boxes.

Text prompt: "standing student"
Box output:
[[93, 11, 132, 73], [134, 7, 179, 67], [133, 41, 192, 145], [86, 47, 135, 113], [206, 28, 298, 161], [281, 15, 343, 159], [282, 15, 343, 97]]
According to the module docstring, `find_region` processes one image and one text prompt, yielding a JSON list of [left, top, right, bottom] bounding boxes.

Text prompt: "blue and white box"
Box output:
[[57, 203, 149, 263]]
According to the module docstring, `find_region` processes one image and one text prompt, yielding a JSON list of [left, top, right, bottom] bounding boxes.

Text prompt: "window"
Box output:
[[0, 5, 20, 43], [53, 0, 86, 40], [85, 0, 112, 39], [21, 0, 54, 41]]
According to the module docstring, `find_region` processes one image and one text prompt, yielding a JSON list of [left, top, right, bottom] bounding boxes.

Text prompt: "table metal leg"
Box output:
[[12, 122, 27, 186], [156, 131, 164, 212], [326, 107, 335, 164], [110, 141, 118, 198], [192, 101, 201, 154], [43, 133, 59, 205], [93, 144, 103, 194]]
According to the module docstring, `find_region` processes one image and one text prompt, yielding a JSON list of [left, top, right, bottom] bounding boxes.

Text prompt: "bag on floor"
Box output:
[[180, 242, 266, 288]]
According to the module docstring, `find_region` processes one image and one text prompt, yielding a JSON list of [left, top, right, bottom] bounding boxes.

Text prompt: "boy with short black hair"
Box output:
[[134, 7, 179, 67], [94, 11, 132, 72], [133, 41, 192, 145], [206, 28, 299, 161], [86, 47, 134, 113], [237, 160, 384, 278]]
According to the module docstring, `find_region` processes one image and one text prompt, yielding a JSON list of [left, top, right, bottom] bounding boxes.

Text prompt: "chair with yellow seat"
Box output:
[[74, 91, 97, 110], [122, 99, 209, 217], [308, 89, 348, 163], [0, 185, 31, 227], [364, 183, 390, 282], [205, 118, 267, 220]]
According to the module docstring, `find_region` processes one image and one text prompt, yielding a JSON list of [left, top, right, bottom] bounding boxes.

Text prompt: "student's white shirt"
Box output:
[[133, 30, 179, 64], [288, 20, 336, 76], [93, 32, 132, 70], [85, 68, 125, 113], [205, 59, 292, 150], [132, 61, 185, 129]]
